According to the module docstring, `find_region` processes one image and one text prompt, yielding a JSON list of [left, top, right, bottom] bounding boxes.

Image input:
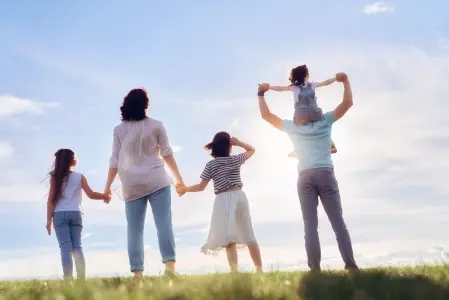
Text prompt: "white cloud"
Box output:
[[0, 142, 14, 160], [0, 95, 59, 120], [362, 2, 395, 15], [0, 184, 48, 203], [172, 145, 183, 153], [82, 233, 92, 239], [438, 38, 449, 49], [2, 42, 449, 279], [170, 43, 449, 244]]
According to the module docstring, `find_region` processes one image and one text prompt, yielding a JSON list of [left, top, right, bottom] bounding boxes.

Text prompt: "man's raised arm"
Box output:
[[257, 83, 283, 130], [333, 73, 353, 121]]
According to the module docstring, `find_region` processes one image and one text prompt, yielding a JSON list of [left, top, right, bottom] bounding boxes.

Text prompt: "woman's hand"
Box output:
[[46, 219, 52, 235], [103, 192, 112, 204], [104, 187, 111, 196], [175, 182, 186, 196], [103, 187, 112, 203]]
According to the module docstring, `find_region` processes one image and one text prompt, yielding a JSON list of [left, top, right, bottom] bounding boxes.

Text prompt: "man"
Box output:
[[257, 73, 359, 272]]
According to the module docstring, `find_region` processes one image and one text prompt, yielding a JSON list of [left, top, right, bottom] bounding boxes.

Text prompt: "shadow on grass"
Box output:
[[298, 269, 449, 300]]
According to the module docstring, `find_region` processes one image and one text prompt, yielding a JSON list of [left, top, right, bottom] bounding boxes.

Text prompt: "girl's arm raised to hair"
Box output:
[[317, 77, 336, 88], [269, 85, 290, 92], [47, 176, 55, 221], [233, 139, 256, 160], [81, 175, 107, 200], [184, 179, 209, 193]]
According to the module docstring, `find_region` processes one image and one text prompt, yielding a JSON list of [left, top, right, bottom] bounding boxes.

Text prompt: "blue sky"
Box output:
[[1, 0, 449, 279]]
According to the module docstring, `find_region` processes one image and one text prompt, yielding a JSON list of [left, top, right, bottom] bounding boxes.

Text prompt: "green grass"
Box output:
[[2, 265, 449, 299]]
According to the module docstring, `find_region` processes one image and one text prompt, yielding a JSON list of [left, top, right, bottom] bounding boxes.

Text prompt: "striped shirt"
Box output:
[[200, 153, 247, 195], [109, 117, 173, 201]]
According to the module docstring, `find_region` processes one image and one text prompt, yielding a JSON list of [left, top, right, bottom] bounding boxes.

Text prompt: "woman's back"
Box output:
[[111, 117, 173, 201]]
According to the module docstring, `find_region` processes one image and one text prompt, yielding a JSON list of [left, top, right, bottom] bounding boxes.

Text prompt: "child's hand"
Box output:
[[336, 72, 348, 82], [258, 83, 270, 92], [230, 137, 241, 146]]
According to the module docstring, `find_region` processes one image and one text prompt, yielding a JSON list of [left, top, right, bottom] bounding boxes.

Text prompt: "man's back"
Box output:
[[281, 111, 336, 171]]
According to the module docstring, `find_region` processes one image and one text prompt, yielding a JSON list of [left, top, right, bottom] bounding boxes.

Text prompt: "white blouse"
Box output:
[[109, 117, 173, 201]]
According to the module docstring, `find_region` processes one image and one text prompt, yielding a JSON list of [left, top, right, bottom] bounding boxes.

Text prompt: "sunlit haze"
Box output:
[[1, 0, 449, 279]]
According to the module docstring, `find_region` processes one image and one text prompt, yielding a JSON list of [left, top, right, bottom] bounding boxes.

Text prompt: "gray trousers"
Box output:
[[297, 167, 358, 270]]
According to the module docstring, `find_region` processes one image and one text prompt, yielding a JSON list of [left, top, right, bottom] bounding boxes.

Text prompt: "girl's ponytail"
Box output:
[[49, 149, 75, 206]]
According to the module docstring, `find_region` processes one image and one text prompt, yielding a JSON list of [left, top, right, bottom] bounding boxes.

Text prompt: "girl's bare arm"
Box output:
[[269, 85, 290, 92], [82, 175, 108, 200], [317, 77, 337, 87], [231, 137, 256, 160], [47, 177, 55, 222], [184, 179, 209, 193]]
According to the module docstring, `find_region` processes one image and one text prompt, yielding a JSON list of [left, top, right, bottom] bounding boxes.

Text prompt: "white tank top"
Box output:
[[54, 172, 83, 212]]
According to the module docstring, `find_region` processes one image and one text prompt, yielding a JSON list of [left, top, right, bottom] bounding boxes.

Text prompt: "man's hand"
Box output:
[[258, 83, 270, 92], [333, 72, 353, 121], [336, 72, 348, 82]]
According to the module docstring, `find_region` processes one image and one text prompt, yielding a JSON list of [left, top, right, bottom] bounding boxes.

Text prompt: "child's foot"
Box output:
[[288, 151, 297, 158], [330, 144, 337, 154]]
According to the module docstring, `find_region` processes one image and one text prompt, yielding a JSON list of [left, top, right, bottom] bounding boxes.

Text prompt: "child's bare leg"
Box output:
[[247, 243, 262, 272], [225, 243, 238, 272]]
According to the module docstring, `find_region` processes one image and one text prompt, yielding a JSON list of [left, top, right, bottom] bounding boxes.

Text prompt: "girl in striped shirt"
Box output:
[[176, 132, 262, 273]]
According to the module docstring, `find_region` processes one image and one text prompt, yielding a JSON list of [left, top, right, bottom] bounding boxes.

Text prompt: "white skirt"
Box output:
[[201, 189, 257, 255]]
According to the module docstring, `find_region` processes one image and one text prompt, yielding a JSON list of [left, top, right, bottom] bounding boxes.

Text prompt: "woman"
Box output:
[[104, 88, 184, 279], [256, 73, 359, 272]]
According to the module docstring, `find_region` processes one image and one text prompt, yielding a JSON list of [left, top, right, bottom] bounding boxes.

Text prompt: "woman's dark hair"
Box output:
[[120, 88, 150, 121], [205, 132, 231, 158], [289, 64, 309, 86], [49, 149, 75, 206]]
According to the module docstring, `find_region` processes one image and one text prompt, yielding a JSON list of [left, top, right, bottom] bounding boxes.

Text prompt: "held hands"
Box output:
[[103, 188, 112, 204], [335, 72, 348, 83], [175, 182, 186, 197], [258, 83, 270, 92]]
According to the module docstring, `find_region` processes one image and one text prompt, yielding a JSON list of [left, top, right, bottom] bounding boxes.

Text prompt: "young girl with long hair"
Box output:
[[176, 132, 262, 273], [46, 148, 110, 280]]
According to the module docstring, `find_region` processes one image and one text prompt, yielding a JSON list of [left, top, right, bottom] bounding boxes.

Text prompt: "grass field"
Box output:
[[1, 265, 449, 299]]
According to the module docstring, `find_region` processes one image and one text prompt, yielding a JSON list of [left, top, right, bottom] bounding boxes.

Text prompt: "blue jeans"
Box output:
[[53, 211, 85, 279], [125, 185, 175, 272]]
